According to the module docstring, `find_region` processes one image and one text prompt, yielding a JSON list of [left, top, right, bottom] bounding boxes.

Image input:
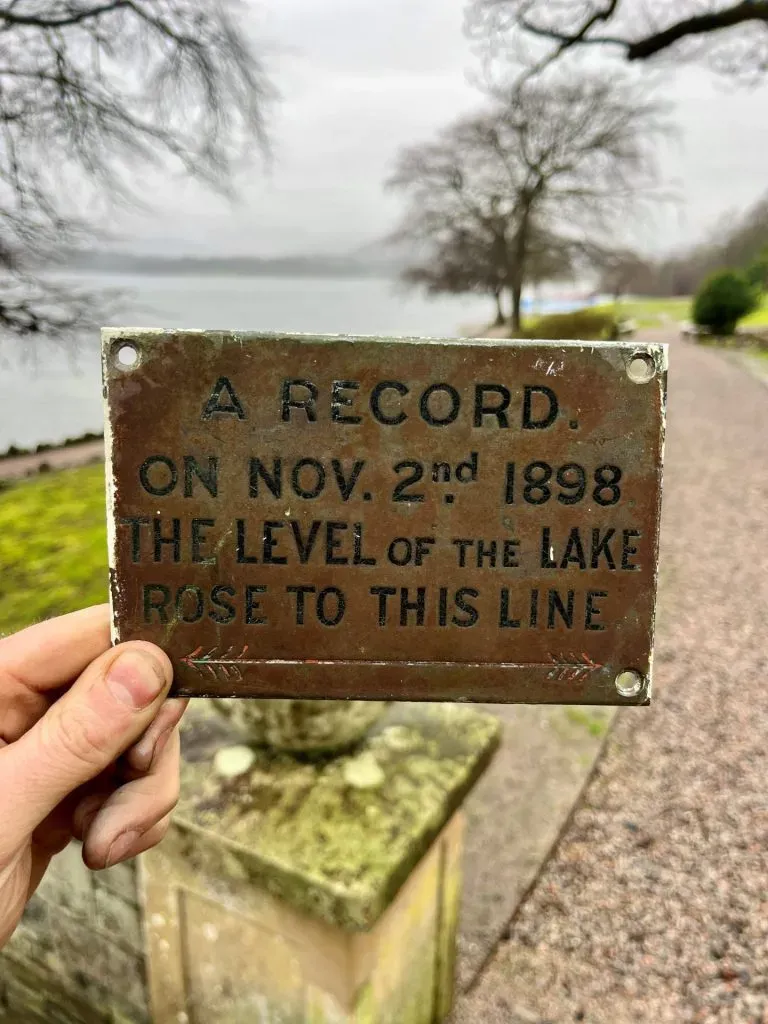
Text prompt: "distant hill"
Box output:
[[61, 248, 405, 278]]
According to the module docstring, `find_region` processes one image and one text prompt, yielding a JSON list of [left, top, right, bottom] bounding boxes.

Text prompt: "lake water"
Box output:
[[0, 273, 585, 450]]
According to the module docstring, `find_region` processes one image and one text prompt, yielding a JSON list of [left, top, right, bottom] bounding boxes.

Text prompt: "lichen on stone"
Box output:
[[213, 745, 257, 779], [177, 701, 500, 931], [342, 752, 385, 790], [210, 698, 388, 755]]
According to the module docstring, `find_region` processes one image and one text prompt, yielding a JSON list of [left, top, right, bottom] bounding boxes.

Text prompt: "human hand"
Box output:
[[0, 605, 187, 948]]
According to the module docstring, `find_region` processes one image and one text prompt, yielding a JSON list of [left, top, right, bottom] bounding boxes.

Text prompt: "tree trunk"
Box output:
[[510, 282, 523, 335], [509, 205, 532, 337], [492, 289, 505, 327]]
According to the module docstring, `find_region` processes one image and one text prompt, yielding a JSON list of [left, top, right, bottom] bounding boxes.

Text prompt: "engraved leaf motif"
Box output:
[[181, 645, 249, 682], [547, 652, 601, 682]]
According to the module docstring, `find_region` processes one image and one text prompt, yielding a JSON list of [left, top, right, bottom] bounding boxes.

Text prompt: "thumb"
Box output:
[[0, 642, 172, 844]]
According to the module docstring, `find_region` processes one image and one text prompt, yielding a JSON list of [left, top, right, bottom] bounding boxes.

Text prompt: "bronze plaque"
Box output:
[[103, 329, 667, 705]]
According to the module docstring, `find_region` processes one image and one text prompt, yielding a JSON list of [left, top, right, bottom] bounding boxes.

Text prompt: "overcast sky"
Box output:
[[111, 0, 768, 258]]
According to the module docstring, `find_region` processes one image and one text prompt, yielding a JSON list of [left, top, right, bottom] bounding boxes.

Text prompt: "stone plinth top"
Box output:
[[177, 701, 500, 931]]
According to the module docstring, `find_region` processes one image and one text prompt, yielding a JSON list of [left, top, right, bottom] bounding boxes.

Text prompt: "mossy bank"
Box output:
[[0, 462, 107, 635]]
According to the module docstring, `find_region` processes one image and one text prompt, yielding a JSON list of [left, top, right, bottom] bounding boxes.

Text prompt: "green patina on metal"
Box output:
[[177, 700, 500, 931]]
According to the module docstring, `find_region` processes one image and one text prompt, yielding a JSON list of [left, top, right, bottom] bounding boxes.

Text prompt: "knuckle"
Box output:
[[168, 773, 181, 807], [150, 791, 179, 827], [42, 704, 114, 772], [153, 816, 172, 843], [125, 784, 179, 837]]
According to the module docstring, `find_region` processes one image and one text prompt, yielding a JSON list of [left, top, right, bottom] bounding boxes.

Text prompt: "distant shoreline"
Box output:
[[0, 438, 104, 482], [0, 430, 103, 462], [0, 432, 104, 482], [54, 250, 404, 279]]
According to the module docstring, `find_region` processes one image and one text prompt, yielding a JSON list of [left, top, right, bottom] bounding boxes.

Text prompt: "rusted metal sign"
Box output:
[[103, 329, 667, 705]]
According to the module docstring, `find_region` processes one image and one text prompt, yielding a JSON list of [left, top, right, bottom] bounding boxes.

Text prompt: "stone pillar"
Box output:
[[0, 844, 149, 1023], [211, 697, 388, 755], [141, 701, 500, 1024]]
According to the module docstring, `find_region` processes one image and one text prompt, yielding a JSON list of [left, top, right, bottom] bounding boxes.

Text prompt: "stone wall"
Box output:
[[0, 842, 149, 1024], [0, 701, 500, 1024]]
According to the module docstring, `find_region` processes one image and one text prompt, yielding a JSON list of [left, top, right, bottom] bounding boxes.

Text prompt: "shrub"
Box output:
[[746, 248, 768, 291], [524, 308, 619, 341], [692, 271, 760, 336]]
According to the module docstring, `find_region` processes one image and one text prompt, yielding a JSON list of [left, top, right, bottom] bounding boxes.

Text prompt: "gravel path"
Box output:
[[453, 339, 768, 1024]]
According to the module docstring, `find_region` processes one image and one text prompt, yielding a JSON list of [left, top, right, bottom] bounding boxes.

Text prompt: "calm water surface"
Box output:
[[0, 273, 582, 449]]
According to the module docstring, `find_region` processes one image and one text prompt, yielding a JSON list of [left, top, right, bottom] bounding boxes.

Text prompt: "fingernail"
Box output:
[[130, 698, 189, 771], [107, 651, 167, 710], [106, 830, 140, 868]]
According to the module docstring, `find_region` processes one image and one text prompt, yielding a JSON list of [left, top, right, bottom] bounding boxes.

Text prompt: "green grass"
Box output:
[[743, 296, 768, 327], [524, 307, 618, 340], [610, 297, 692, 328], [590, 294, 768, 330], [484, 293, 768, 337], [564, 706, 610, 738], [0, 463, 108, 635]]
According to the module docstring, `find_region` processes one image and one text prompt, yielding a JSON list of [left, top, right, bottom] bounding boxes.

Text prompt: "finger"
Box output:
[[27, 847, 58, 903], [73, 701, 187, 843], [27, 792, 86, 899], [1, 687, 51, 745], [0, 605, 111, 694], [97, 813, 174, 869], [82, 729, 181, 870], [0, 641, 172, 845], [124, 698, 189, 775], [70, 698, 187, 840], [72, 787, 113, 842]]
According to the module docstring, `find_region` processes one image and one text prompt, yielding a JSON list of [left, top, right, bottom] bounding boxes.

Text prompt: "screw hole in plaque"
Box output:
[[627, 352, 656, 384], [114, 342, 140, 371], [615, 669, 644, 698]]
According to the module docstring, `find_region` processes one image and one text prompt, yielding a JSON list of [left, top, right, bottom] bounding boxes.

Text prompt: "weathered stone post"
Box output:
[[141, 699, 499, 1023], [208, 697, 388, 755]]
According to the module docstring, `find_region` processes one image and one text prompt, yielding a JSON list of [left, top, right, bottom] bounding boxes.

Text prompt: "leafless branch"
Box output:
[[470, 0, 768, 80], [0, 1, 131, 28], [0, 0, 272, 344], [388, 71, 669, 331], [626, 2, 768, 60]]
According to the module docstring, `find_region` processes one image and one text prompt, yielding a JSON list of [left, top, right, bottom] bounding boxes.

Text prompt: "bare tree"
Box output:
[[469, 0, 768, 81], [0, 0, 271, 343], [388, 127, 517, 321], [401, 223, 575, 326], [402, 228, 510, 326], [584, 244, 656, 301], [388, 73, 667, 333], [612, 191, 768, 298]]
